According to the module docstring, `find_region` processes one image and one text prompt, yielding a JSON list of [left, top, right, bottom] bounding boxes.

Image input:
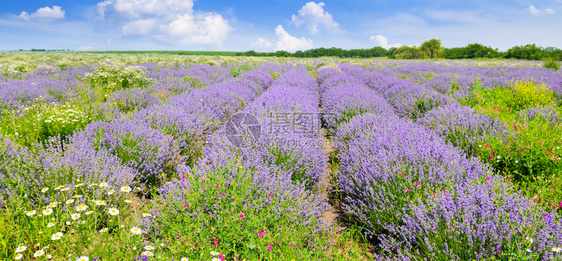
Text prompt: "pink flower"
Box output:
[[183, 204, 188, 209], [268, 244, 272, 251], [522, 148, 526, 151], [258, 230, 264, 238], [238, 212, 245, 218]]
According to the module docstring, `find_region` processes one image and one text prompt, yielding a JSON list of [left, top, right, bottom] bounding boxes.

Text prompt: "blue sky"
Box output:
[[1, 0, 561, 51]]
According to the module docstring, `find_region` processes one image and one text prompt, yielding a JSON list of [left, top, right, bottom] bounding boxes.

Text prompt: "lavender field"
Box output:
[[1, 53, 562, 260]]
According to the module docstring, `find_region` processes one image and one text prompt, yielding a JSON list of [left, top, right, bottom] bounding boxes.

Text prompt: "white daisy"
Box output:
[[141, 251, 153, 257], [33, 249, 45, 257], [76, 256, 89, 261], [125, 200, 132, 203], [144, 245, 154, 250], [71, 213, 81, 220], [43, 208, 53, 216], [78, 220, 86, 225], [25, 210, 36, 217], [15, 245, 27, 253], [99, 228, 108, 233], [120, 186, 131, 193], [41, 187, 49, 193], [66, 199, 75, 205], [94, 200, 106, 206], [107, 190, 114, 195], [142, 213, 152, 218], [99, 182, 108, 188], [47, 202, 58, 208], [15, 254, 23, 260], [47, 222, 55, 227], [51, 232, 63, 240], [75, 204, 88, 212], [181, 258, 188, 261], [108, 208, 119, 216], [210, 251, 219, 256], [130, 226, 142, 235], [75, 183, 84, 188]]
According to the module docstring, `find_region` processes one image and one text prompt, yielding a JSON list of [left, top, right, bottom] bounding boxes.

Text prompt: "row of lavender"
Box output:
[[317, 66, 562, 259], [364, 62, 562, 98], [156, 67, 331, 231], [0, 63, 280, 206]]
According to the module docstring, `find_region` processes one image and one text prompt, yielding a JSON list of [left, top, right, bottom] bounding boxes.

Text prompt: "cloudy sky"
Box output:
[[1, 0, 561, 52]]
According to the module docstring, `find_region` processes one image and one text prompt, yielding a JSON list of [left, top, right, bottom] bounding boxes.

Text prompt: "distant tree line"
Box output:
[[238, 39, 562, 61]]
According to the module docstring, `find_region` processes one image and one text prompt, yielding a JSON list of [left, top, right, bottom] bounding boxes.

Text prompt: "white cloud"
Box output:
[[291, 2, 340, 34], [97, 0, 231, 46], [78, 45, 95, 51], [250, 37, 273, 49], [274, 25, 313, 52], [370, 35, 401, 49], [527, 5, 556, 16], [17, 6, 65, 21]]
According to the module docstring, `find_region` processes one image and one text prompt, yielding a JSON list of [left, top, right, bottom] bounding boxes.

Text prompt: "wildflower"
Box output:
[[99, 228, 108, 233], [66, 199, 75, 205], [141, 251, 153, 257], [75, 183, 84, 187], [130, 227, 142, 235], [515, 161, 519, 163], [15, 254, 23, 260], [15, 245, 27, 253], [34, 250, 45, 257], [26, 210, 36, 217], [107, 190, 114, 195], [142, 213, 152, 218], [41, 187, 49, 193], [268, 244, 272, 251], [55, 185, 64, 190], [553, 247, 561, 252], [60, 187, 69, 192], [125, 200, 132, 203], [47, 222, 55, 227], [238, 212, 244, 218], [212, 259, 219, 261], [71, 213, 81, 220], [145, 245, 154, 251], [47, 255, 52, 259], [89, 183, 98, 187], [108, 208, 119, 216], [76, 256, 89, 261], [210, 251, 219, 256], [43, 209, 53, 216], [85, 211, 94, 215], [181, 258, 188, 261], [120, 186, 131, 193], [47, 202, 57, 208], [258, 230, 264, 238], [66, 221, 72, 225], [99, 182, 108, 188], [75, 204, 88, 212], [94, 200, 106, 206], [51, 232, 63, 240], [78, 220, 86, 225], [73, 195, 82, 199]]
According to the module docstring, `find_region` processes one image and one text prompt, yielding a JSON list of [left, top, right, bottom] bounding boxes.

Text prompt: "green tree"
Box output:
[[419, 39, 443, 58]]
